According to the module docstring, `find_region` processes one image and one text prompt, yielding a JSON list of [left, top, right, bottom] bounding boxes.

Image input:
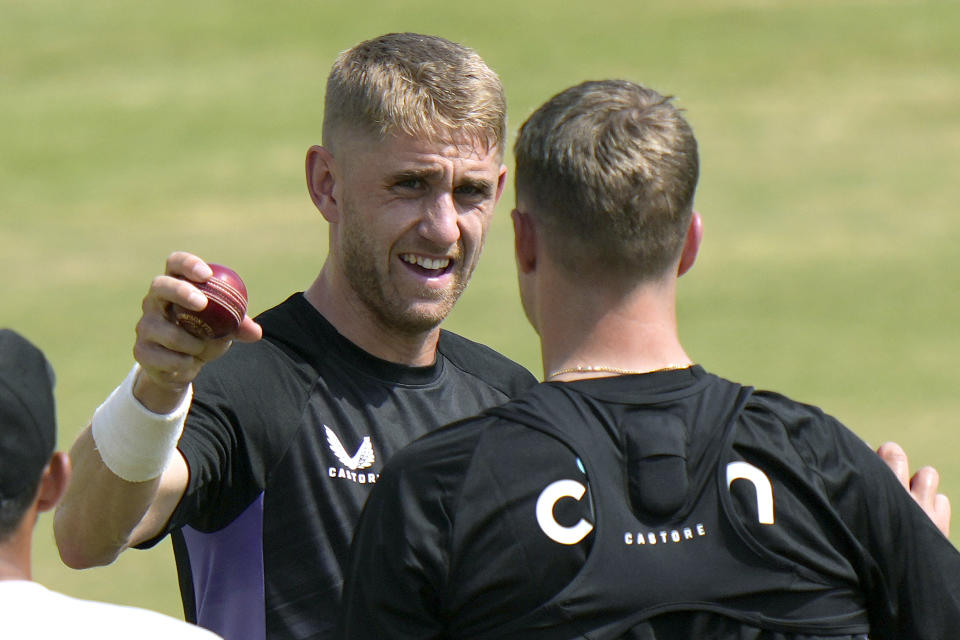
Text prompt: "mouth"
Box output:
[[399, 253, 454, 277]]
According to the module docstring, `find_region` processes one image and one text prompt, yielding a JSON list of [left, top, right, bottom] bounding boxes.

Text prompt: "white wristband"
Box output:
[[91, 364, 192, 482]]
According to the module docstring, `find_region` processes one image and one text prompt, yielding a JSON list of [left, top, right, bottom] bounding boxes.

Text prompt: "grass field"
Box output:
[[3, 0, 959, 620]]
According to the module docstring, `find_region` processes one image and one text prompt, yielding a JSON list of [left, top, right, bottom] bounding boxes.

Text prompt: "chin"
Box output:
[[393, 300, 457, 335], [366, 302, 444, 336], [402, 309, 451, 333]]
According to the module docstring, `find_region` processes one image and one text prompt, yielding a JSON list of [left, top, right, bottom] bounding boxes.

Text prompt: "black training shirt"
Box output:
[[339, 366, 960, 639], [140, 293, 537, 639]]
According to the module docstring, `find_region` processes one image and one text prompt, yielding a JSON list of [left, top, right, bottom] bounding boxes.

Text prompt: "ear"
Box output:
[[494, 164, 508, 204], [512, 208, 537, 274], [305, 145, 340, 223], [35, 452, 72, 513], [677, 211, 703, 277]]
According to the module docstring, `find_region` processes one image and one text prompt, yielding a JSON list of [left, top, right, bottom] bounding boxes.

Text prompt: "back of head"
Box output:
[[323, 32, 506, 158], [0, 330, 56, 541], [514, 80, 699, 281]]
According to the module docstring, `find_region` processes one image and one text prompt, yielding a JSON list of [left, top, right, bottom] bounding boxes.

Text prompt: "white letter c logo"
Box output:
[[536, 479, 595, 545]]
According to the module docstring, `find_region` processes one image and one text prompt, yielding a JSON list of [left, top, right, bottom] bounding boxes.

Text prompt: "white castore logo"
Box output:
[[325, 426, 376, 470], [536, 479, 594, 545], [536, 461, 775, 547]]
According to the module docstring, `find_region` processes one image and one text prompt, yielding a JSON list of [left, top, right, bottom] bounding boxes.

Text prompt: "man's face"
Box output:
[[332, 132, 506, 335]]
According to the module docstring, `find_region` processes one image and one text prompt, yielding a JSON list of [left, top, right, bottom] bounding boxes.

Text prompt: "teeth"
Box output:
[[401, 254, 450, 270]]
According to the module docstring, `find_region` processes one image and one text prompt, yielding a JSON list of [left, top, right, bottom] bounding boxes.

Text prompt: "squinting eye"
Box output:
[[455, 185, 490, 199], [396, 179, 424, 190]]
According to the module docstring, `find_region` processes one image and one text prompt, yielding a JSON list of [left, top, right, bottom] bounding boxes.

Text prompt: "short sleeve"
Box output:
[[792, 406, 960, 637]]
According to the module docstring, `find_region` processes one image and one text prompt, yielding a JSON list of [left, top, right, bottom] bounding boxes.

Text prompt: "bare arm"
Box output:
[[54, 252, 262, 569], [55, 426, 189, 567]]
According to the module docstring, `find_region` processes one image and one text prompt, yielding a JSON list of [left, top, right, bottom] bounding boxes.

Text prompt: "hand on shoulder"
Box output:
[[878, 441, 951, 537]]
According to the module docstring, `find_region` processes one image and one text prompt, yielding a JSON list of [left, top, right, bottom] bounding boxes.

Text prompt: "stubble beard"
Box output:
[[340, 221, 469, 336]]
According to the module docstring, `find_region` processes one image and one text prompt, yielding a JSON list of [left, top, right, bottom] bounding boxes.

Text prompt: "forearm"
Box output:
[[54, 251, 259, 569], [54, 425, 165, 568], [55, 366, 191, 567]]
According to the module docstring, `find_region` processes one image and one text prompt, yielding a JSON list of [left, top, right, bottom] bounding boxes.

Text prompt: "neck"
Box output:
[[304, 266, 441, 367], [0, 520, 34, 582], [538, 273, 691, 381]]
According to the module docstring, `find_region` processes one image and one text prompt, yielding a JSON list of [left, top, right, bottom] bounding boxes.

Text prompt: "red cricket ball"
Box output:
[[171, 263, 248, 339]]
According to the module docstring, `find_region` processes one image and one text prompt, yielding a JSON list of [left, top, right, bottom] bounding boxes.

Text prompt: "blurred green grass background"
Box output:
[[3, 0, 958, 620]]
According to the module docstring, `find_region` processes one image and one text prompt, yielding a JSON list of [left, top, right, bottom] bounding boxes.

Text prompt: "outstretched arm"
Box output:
[[54, 252, 261, 568]]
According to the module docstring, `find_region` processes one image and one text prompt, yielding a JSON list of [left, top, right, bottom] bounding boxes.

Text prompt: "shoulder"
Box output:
[[211, 292, 324, 367], [383, 409, 581, 507], [740, 388, 851, 441], [252, 292, 308, 332], [740, 389, 839, 437], [82, 602, 222, 639], [195, 294, 320, 393], [437, 330, 537, 398], [179, 298, 318, 492], [383, 414, 494, 485], [0, 583, 220, 639], [738, 388, 879, 480]]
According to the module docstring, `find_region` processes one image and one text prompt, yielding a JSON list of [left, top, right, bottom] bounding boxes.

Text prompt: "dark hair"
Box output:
[[0, 329, 56, 542], [0, 478, 41, 542]]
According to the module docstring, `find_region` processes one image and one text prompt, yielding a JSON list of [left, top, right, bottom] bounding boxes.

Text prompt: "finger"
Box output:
[[137, 309, 208, 355], [145, 274, 209, 315], [133, 336, 203, 388], [235, 317, 264, 343], [195, 334, 240, 363], [877, 441, 910, 490], [134, 313, 207, 381], [935, 494, 951, 537], [909, 466, 942, 510], [135, 310, 236, 391], [909, 467, 952, 538], [165, 251, 213, 283]]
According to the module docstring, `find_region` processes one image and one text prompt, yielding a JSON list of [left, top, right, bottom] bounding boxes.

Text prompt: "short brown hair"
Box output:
[[514, 80, 699, 280], [323, 33, 506, 157]]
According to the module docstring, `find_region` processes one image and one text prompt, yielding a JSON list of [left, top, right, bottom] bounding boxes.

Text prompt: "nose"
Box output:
[[419, 193, 461, 247]]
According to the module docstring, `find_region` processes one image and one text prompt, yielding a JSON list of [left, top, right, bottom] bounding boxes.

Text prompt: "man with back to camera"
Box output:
[[0, 329, 221, 639], [336, 79, 960, 639], [52, 33, 536, 639]]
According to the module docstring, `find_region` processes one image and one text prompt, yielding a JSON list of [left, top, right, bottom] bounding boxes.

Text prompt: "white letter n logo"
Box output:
[[726, 461, 775, 525]]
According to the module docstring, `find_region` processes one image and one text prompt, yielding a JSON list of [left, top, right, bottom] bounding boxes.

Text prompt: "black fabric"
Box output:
[[0, 329, 56, 499], [140, 293, 537, 639], [623, 413, 688, 519], [338, 366, 960, 639]]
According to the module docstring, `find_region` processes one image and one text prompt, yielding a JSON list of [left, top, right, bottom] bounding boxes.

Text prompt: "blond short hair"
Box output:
[[514, 80, 699, 281], [323, 33, 506, 157]]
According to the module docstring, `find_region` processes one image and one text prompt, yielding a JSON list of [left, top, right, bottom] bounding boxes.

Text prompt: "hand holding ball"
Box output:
[[171, 264, 248, 339]]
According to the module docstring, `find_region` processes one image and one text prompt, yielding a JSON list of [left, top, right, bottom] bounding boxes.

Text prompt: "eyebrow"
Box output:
[[390, 168, 441, 184], [457, 176, 496, 196], [389, 169, 496, 196]]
